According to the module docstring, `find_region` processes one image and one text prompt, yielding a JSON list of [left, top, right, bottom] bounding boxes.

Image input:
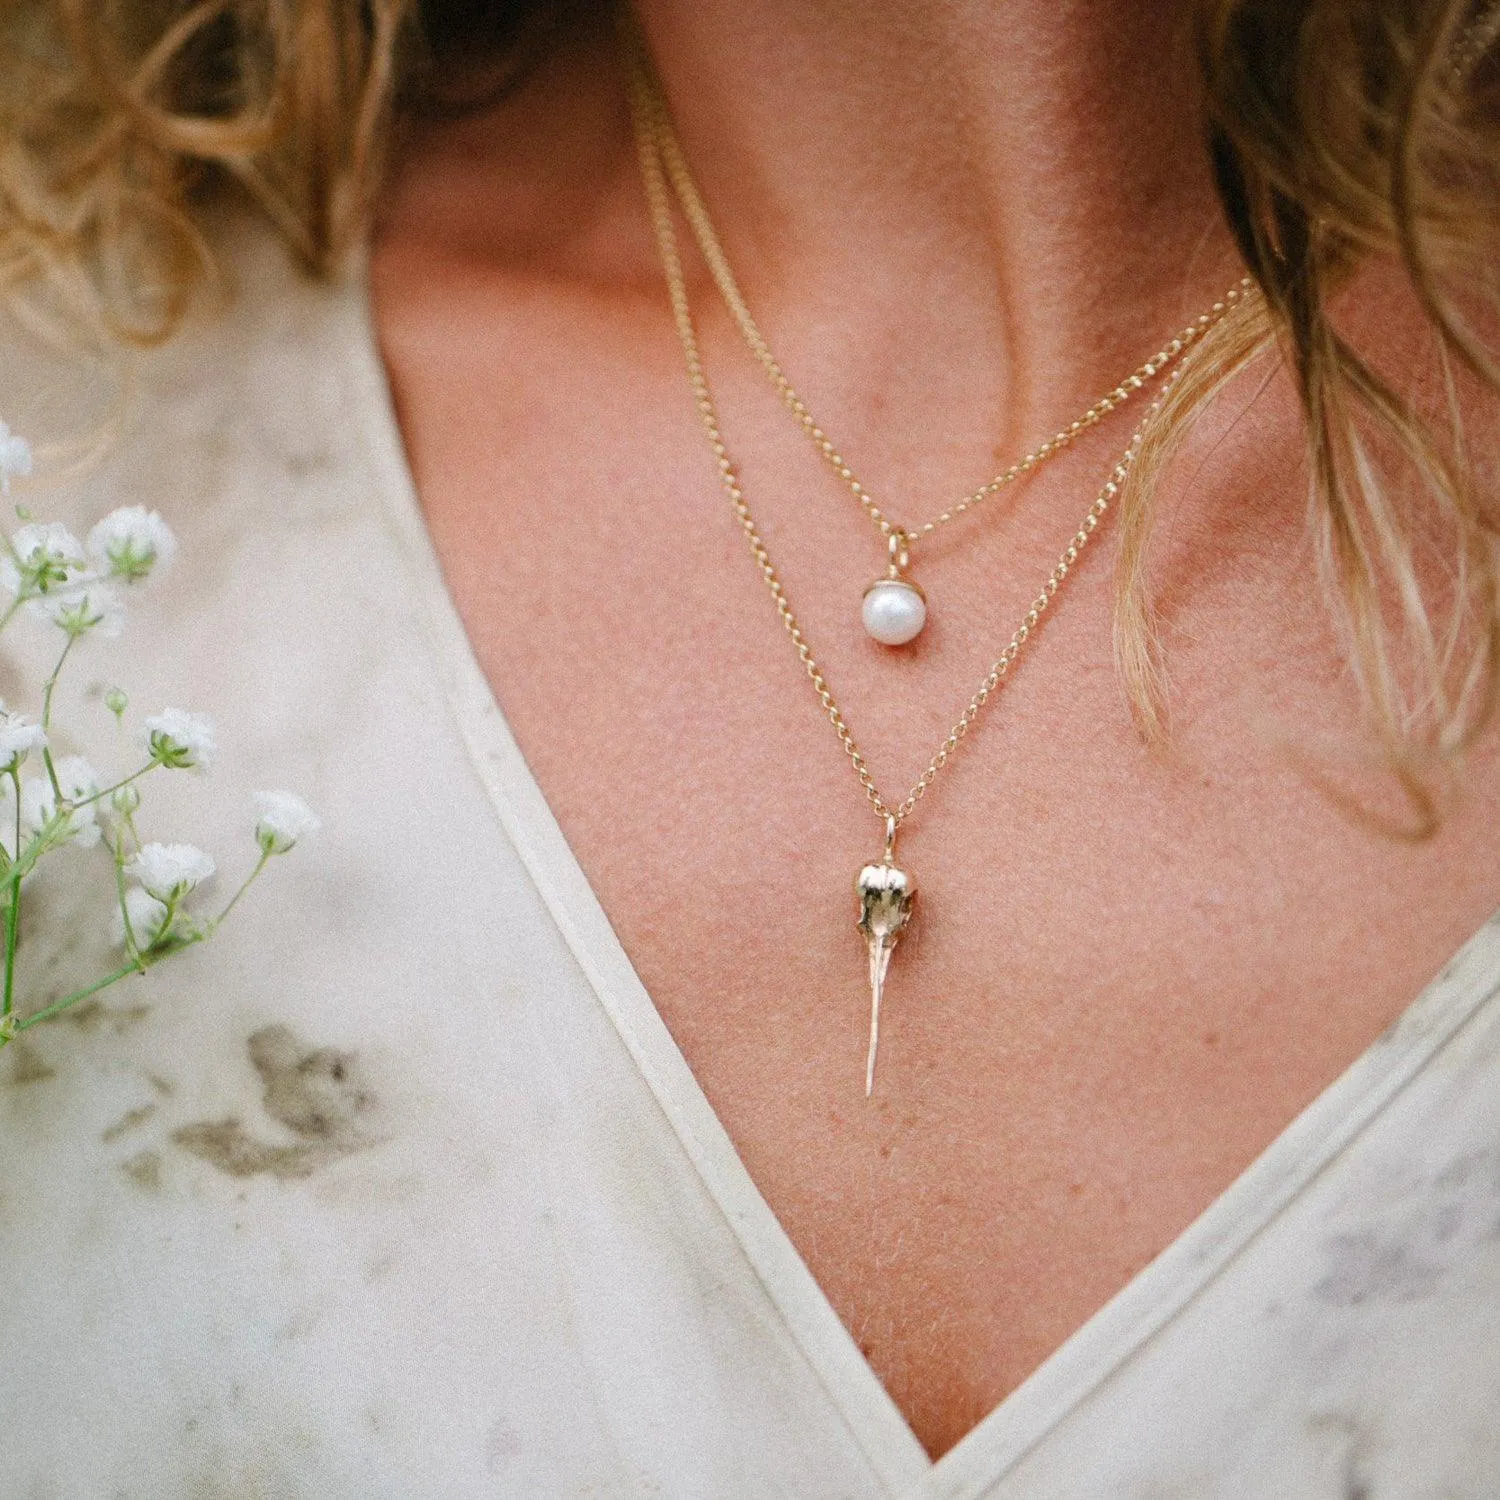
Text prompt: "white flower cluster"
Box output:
[[0, 754, 103, 859], [0, 421, 319, 1044], [111, 843, 215, 955], [142, 707, 216, 771], [0, 506, 176, 642], [253, 791, 320, 854], [0, 703, 46, 774], [88, 506, 177, 583], [111, 787, 314, 956]]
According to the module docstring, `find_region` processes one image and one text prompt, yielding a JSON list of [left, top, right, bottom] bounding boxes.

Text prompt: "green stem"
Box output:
[[3, 767, 20, 1019], [3, 803, 80, 891], [40, 632, 75, 732], [13, 961, 167, 1032], [103, 824, 146, 969], [70, 760, 160, 814], [211, 850, 271, 932], [40, 747, 60, 802], [38, 633, 77, 802]]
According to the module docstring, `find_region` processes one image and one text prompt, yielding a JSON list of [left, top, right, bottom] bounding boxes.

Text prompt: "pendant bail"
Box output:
[[887, 530, 911, 579], [883, 813, 898, 864]]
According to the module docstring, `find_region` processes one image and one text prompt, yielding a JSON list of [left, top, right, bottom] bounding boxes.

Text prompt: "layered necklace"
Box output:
[[625, 36, 1253, 1092]]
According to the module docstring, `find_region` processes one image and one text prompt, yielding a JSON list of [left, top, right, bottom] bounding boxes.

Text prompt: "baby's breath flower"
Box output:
[[0, 709, 46, 773], [0, 423, 33, 494], [0, 490, 320, 1037], [0, 522, 85, 597], [87, 507, 177, 584], [253, 790, 319, 855], [21, 756, 102, 849], [32, 581, 125, 639], [141, 708, 216, 771], [54, 755, 99, 802], [126, 842, 215, 903], [112, 886, 170, 952], [18, 779, 49, 833]]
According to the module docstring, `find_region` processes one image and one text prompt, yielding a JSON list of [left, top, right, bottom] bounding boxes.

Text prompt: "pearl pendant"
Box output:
[[862, 578, 927, 645], [862, 529, 926, 646]]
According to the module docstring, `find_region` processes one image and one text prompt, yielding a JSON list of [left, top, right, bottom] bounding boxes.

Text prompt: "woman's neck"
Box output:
[[630, 0, 1242, 436], [386, 0, 1247, 473]]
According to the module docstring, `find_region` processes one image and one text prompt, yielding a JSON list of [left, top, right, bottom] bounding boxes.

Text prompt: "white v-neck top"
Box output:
[[3, 226, 1500, 1499]]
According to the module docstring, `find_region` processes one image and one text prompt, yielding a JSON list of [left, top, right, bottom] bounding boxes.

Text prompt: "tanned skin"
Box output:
[[372, 0, 1500, 1457]]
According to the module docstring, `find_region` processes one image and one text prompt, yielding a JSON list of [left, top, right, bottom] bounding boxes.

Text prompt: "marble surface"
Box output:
[[1, 228, 1499, 1498]]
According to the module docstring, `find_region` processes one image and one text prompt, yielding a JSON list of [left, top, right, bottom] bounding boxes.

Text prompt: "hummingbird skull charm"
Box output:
[[856, 817, 916, 1095]]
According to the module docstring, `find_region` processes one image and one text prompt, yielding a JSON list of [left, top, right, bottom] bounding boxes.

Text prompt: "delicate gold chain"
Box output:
[[628, 50, 1194, 828], [633, 59, 1251, 549]]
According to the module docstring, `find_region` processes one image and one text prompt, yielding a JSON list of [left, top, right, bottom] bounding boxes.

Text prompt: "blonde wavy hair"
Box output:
[[3, 0, 1499, 824]]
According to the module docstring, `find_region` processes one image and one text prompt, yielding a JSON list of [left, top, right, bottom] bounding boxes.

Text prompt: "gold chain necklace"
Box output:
[[632, 51, 1252, 647], [625, 43, 1233, 1093]]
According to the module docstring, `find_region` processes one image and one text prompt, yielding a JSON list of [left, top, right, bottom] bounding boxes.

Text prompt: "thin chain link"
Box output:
[[628, 51, 1193, 828], [635, 62, 1250, 548]]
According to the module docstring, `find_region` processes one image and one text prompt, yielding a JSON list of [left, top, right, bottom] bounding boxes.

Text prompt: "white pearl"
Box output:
[[861, 579, 927, 645]]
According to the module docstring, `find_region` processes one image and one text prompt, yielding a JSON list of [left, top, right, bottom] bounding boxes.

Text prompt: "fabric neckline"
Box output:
[[340, 253, 1500, 1499]]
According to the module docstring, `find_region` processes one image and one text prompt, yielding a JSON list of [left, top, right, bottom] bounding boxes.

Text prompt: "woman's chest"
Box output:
[[379, 284, 1500, 1455]]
